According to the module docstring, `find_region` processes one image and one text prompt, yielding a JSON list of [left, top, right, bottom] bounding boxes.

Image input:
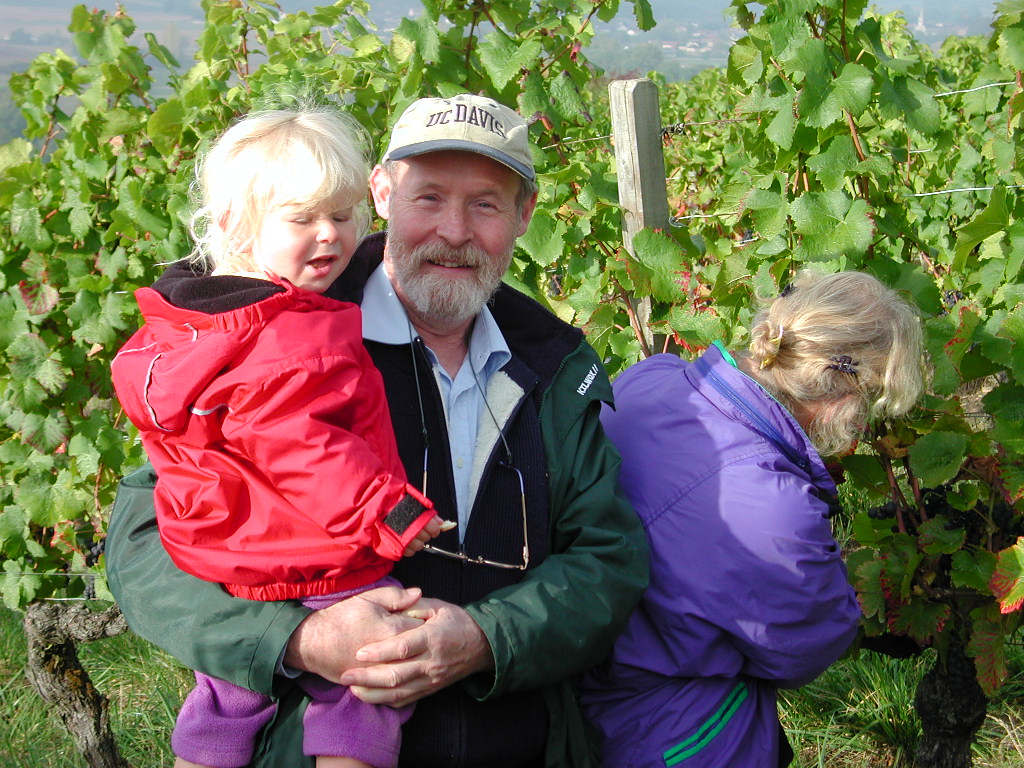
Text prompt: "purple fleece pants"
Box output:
[[171, 577, 412, 768]]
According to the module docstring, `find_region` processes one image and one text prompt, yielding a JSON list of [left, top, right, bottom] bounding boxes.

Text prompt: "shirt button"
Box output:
[[456, 458, 465, 469]]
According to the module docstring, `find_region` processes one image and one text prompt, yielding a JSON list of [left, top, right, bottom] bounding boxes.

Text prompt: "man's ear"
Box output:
[[369, 165, 393, 220], [515, 189, 538, 238]]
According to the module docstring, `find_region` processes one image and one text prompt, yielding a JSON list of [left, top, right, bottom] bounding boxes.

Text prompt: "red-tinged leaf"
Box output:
[[998, 462, 1024, 503], [990, 538, 1024, 614], [968, 621, 1008, 695], [851, 553, 886, 619], [18, 280, 59, 316], [887, 599, 950, 644]]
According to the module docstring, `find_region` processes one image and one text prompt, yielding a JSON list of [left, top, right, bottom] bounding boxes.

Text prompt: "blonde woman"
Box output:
[[581, 270, 926, 768]]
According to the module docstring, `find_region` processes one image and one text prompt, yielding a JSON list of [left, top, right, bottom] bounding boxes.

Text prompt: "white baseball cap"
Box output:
[[382, 93, 535, 182]]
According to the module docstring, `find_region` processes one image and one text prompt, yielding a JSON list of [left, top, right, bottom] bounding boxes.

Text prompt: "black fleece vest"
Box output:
[[366, 337, 552, 768]]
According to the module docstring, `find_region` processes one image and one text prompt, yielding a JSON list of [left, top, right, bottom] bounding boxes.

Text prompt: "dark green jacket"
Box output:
[[106, 234, 648, 767]]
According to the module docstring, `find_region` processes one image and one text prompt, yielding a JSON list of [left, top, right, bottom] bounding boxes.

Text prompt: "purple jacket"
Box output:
[[580, 345, 860, 767]]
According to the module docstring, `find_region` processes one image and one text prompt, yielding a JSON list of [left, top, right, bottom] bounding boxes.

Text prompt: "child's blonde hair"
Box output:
[[189, 106, 370, 275], [739, 270, 926, 457]]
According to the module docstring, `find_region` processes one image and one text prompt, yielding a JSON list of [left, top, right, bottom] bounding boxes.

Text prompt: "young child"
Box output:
[[112, 106, 448, 768]]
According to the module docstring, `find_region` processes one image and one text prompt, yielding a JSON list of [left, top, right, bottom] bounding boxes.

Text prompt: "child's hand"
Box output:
[[402, 515, 457, 557]]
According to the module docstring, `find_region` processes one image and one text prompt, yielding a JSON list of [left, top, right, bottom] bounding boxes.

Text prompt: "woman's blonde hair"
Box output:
[[739, 270, 926, 457], [188, 106, 370, 275]]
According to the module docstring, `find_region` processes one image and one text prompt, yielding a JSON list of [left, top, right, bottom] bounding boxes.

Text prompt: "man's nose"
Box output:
[[436, 206, 472, 247]]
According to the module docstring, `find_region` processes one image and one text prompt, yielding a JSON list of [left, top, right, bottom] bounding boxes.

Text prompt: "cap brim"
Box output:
[[385, 139, 535, 182]]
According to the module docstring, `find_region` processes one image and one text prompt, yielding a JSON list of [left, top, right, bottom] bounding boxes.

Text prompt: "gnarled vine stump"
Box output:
[[914, 634, 988, 768], [23, 601, 130, 768]]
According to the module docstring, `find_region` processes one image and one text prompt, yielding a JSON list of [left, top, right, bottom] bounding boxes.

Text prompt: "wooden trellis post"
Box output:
[[609, 78, 670, 356]]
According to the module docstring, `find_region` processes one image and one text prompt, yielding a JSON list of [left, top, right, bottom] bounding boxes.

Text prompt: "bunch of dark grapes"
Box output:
[[867, 500, 897, 520], [866, 486, 1024, 546]]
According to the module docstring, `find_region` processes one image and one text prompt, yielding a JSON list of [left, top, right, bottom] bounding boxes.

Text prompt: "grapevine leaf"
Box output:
[[851, 553, 886, 619], [393, 16, 440, 62], [790, 191, 874, 260], [955, 187, 1010, 263], [888, 599, 950, 643], [630, 0, 655, 31], [967, 616, 1009, 695], [765, 97, 796, 150], [520, 214, 567, 268], [743, 189, 789, 239], [18, 280, 59, 316], [67, 289, 130, 345], [3, 560, 42, 611], [0, 506, 27, 549], [628, 228, 687, 303], [6, 333, 66, 395], [147, 99, 185, 155], [997, 26, 1024, 70], [841, 454, 889, 499], [990, 538, 1024, 613], [984, 384, 1024, 452], [728, 41, 764, 84], [10, 190, 53, 251], [0, 138, 31, 174], [908, 431, 969, 487], [115, 177, 170, 239], [918, 517, 966, 555], [851, 510, 894, 549], [548, 71, 588, 123], [665, 307, 726, 348], [878, 75, 939, 135], [995, 461, 1024, 504], [951, 549, 997, 593], [806, 135, 859, 190], [832, 63, 874, 118], [480, 31, 543, 90], [18, 411, 71, 454]]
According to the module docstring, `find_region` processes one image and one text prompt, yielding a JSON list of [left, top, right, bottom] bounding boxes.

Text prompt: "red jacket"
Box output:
[[112, 278, 435, 601]]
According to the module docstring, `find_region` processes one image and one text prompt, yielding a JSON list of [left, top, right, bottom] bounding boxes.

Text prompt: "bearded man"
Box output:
[[106, 93, 648, 768]]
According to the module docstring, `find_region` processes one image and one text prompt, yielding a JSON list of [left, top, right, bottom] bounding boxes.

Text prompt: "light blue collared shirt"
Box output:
[[361, 265, 512, 540]]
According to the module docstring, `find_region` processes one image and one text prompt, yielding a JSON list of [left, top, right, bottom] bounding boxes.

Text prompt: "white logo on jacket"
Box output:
[[577, 364, 599, 396]]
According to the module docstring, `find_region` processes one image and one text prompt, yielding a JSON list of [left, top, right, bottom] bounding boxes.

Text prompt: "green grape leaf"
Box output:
[[951, 549, 997, 593], [918, 517, 966, 555], [628, 228, 687, 303], [480, 30, 543, 90], [790, 191, 874, 259], [908, 431, 969, 488], [878, 75, 940, 135]]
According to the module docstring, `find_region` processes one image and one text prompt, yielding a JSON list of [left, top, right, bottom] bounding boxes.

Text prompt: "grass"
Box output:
[[781, 644, 1024, 768], [2, 606, 1023, 768]]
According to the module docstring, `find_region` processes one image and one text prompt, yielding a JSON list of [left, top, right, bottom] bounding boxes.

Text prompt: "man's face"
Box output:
[[369, 151, 536, 327]]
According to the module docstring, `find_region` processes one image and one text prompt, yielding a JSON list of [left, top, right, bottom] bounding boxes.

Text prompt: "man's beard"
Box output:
[[389, 240, 511, 325]]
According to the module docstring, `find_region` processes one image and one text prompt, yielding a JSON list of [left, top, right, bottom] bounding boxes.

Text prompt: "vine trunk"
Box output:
[[23, 602, 131, 768], [913, 634, 989, 768]]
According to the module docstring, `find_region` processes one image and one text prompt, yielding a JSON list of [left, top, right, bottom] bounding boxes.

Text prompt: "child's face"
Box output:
[[251, 193, 358, 293]]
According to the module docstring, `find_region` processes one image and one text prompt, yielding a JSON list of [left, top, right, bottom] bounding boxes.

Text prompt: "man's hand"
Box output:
[[339, 599, 494, 708], [284, 585, 424, 684]]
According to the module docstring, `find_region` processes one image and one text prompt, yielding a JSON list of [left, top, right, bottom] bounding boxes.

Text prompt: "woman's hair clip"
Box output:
[[779, 284, 795, 298], [827, 355, 859, 375], [759, 325, 785, 369]]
